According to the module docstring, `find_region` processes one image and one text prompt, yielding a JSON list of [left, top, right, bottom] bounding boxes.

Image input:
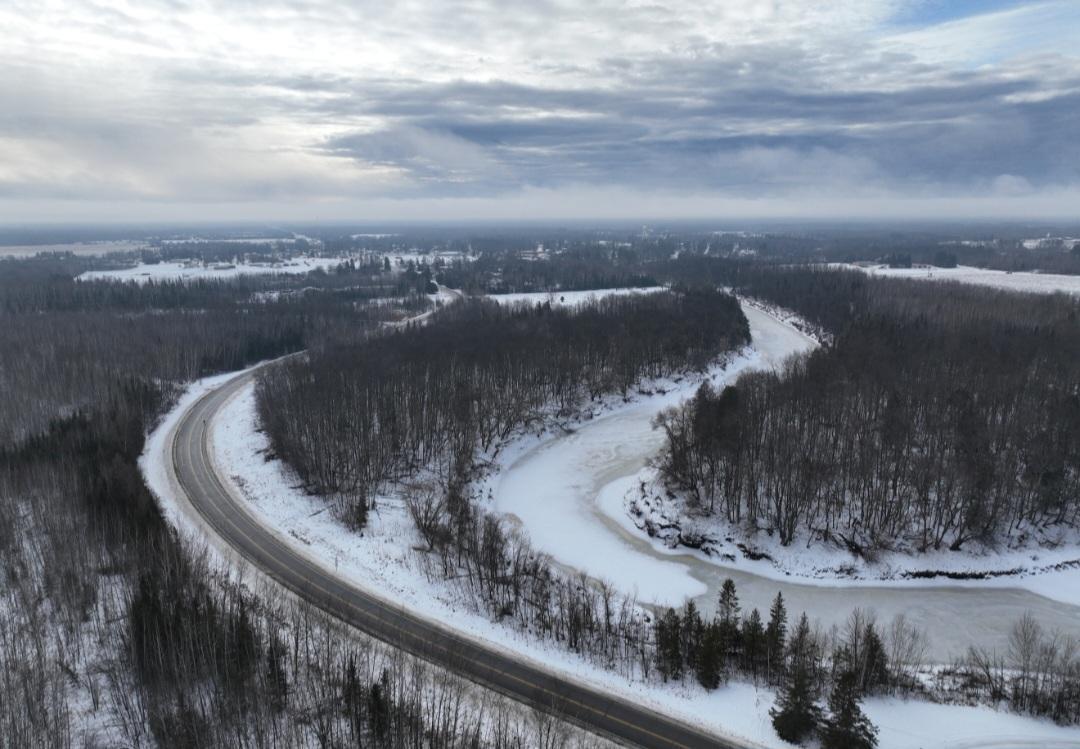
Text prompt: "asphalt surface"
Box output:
[[171, 368, 748, 749]]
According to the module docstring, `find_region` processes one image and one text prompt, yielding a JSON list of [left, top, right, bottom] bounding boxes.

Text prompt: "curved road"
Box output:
[[170, 368, 746, 749]]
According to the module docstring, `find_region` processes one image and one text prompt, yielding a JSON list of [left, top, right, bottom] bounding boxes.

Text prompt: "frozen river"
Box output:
[[493, 303, 1080, 660]]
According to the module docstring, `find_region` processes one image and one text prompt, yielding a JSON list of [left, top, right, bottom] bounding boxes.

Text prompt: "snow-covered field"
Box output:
[[78, 257, 348, 283], [486, 286, 666, 307], [840, 263, 1080, 295]]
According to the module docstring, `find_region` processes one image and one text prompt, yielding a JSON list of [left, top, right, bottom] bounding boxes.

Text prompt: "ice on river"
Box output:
[[491, 303, 1080, 660]]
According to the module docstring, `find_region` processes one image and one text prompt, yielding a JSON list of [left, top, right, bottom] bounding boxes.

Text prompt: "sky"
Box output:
[[1, 0, 1079, 223]]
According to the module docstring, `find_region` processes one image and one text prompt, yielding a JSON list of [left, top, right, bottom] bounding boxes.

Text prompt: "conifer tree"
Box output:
[[681, 600, 703, 673], [770, 652, 820, 744], [656, 608, 683, 681], [766, 591, 788, 683], [717, 578, 741, 662], [820, 670, 878, 749], [695, 622, 723, 690], [718, 578, 741, 624], [860, 625, 890, 694], [742, 608, 765, 676]]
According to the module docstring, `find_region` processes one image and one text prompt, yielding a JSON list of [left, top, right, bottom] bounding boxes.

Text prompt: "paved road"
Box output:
[[170, 368, 748, 749]]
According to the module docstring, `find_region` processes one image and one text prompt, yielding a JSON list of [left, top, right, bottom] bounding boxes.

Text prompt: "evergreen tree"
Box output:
[[742, 608, 765, 676], [655, 608, 683, 681], [718, 578, 741, 624], [695, 622, 723, 690], [717, 578, 741, 662], [770, 654, 821, 744], [821, 670, 878, 749], [681, 600, 703, 673], [787, 613, 815, 676], [860, 625, 890, 694], [264, 637, 288, 713], [766, 592, 788, 683]]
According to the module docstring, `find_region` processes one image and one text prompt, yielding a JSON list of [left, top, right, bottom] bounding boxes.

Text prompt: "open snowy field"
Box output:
[[840, 263, 1080, 295], [487, 286, 667, 307], [78, 257, 347, 283]]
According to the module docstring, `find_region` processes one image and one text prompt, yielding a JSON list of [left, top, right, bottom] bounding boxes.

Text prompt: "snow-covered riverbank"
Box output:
[[135, 296, 1080, 747], [488, 303, 1080, 660], [156, 370, 1080, 749]]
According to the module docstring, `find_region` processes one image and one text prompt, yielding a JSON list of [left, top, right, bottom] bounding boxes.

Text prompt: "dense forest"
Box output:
[[6, 237, 1080, 746], [257, 288, 749, 528], [0, 255, 594, 748], [0, 256, 439, 445], [656, 265, 1080, 552], [257, 260, 1080, 743]]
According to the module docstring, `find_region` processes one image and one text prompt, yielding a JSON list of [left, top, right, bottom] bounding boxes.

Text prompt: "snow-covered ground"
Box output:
[[133, 362, 1080, 748], [486, 304, 810, 607], [840, 263, 1080, 295], [385, 251, 474, 267], [78, 257, 348, 283], [486, 286, 667, 308], [134, 294, 1080, 747], [489, 303, 1080, 659], [486, 350, 761, 606]]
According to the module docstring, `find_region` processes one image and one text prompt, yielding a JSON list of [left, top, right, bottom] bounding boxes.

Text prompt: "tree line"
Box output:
[[0, 257, 434, 445], [257, 289, 750, 529], [656, 266, 1080, 552]]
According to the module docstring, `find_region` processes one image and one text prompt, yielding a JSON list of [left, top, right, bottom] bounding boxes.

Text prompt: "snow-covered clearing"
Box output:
[[385, 251, 474, 267], [839, 263, 1080, 295], [78, 257, 348, 283], [486, 286, 667, 307]]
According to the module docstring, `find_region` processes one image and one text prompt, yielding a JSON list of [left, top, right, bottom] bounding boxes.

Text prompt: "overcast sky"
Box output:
[[2, 0, 1079, 223]]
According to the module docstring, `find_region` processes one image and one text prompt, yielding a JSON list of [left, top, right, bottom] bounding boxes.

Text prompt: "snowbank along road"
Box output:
[[166, 368, 752, 749]]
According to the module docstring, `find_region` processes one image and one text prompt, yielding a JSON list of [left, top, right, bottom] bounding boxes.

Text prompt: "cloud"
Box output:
[[0, 0, 1078, 220]]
